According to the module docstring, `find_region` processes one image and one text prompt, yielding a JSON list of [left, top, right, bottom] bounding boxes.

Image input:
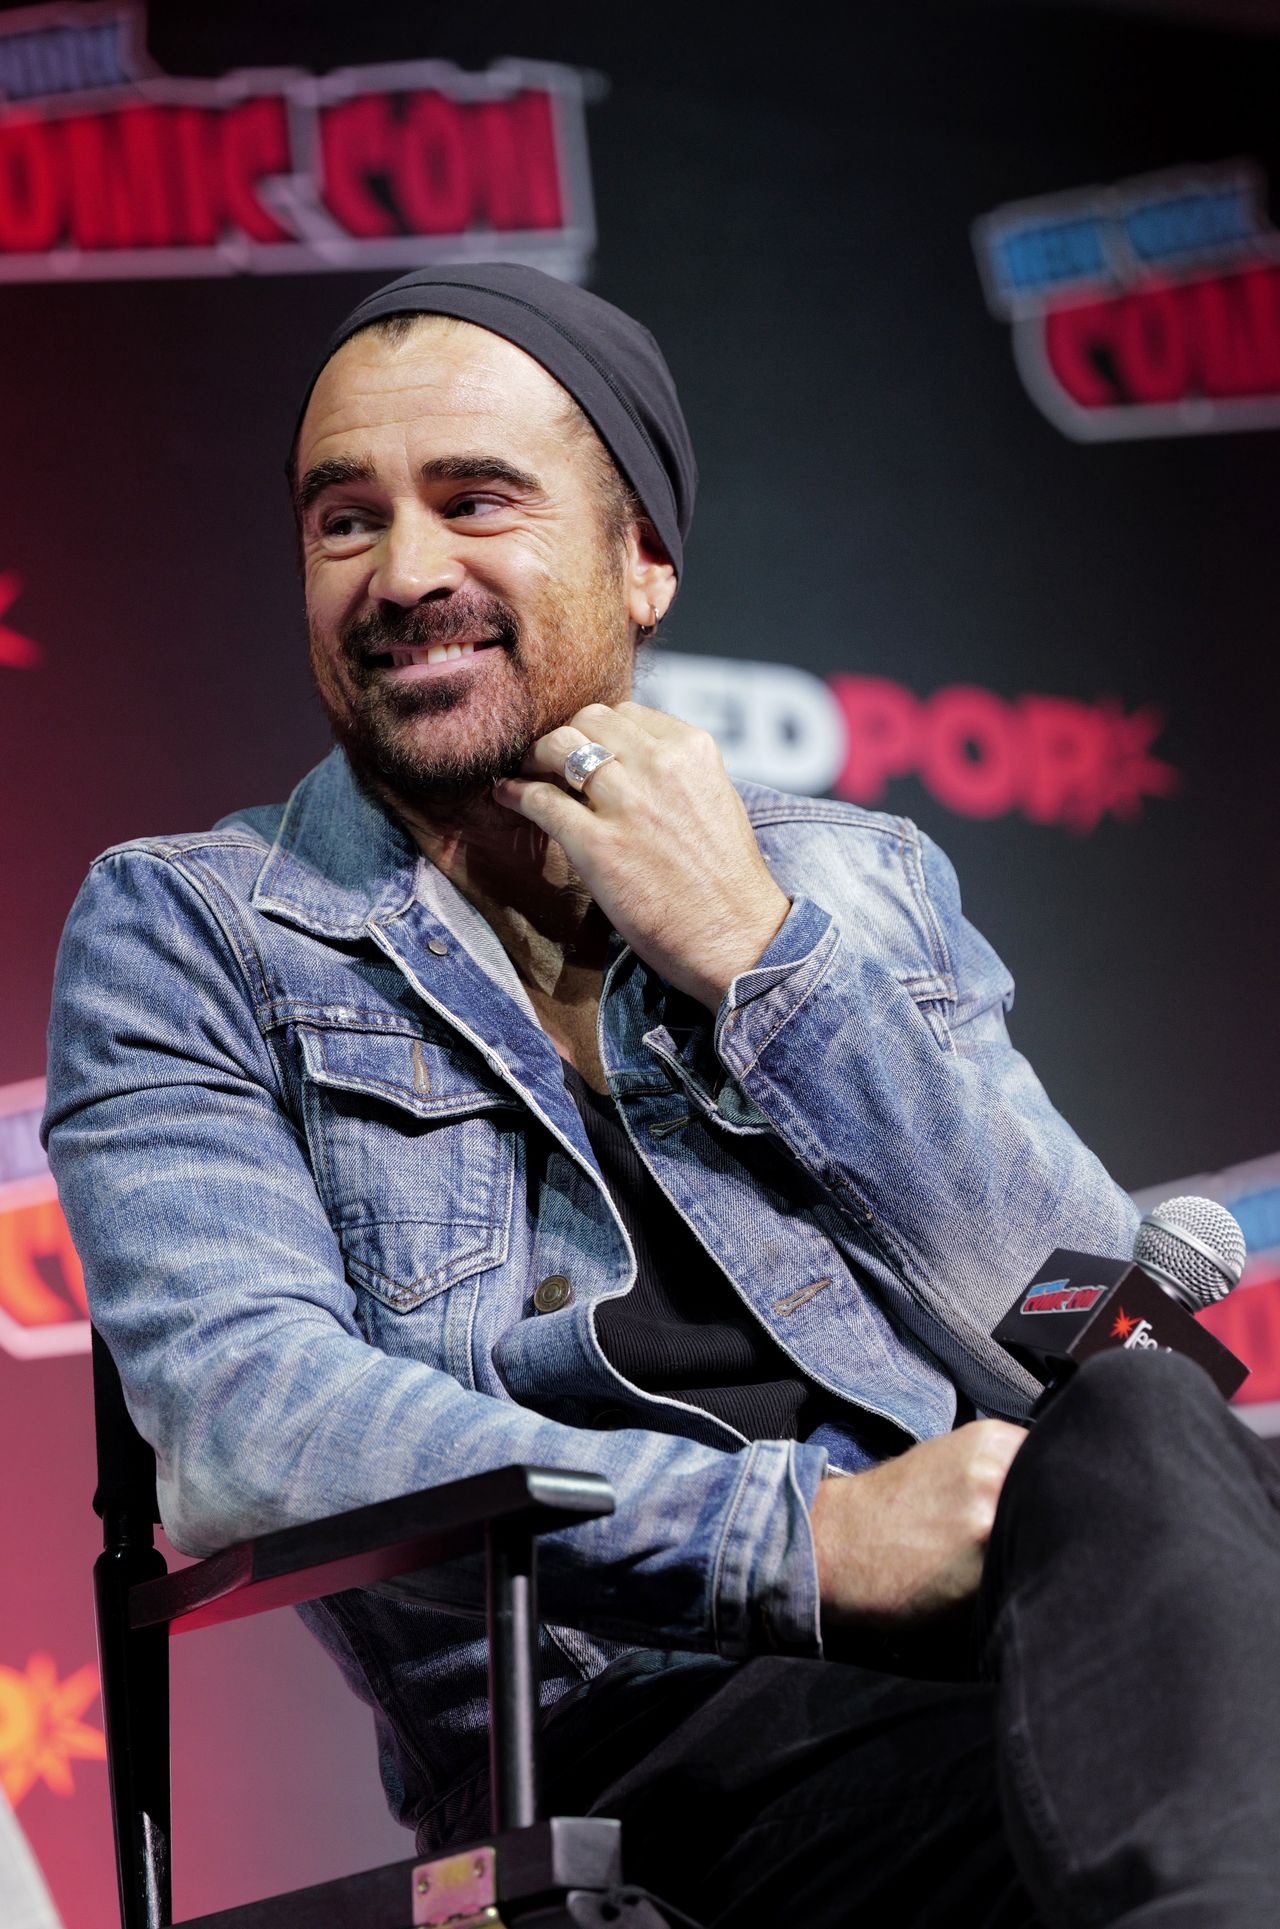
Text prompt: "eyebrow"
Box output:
[[295, 452, 543, 518], [419, 455, 543, 492], [295, 455, 375, 517]]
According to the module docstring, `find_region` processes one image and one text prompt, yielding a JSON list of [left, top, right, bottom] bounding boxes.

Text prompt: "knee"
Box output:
[[1050, 1344, 1225, 1447], [1002, 1348, 1231, 1528]]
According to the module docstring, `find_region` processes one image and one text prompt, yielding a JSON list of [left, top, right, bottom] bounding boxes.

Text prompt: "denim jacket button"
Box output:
[[533, 1273, 574, 1313], [427, 937, 448, 957]]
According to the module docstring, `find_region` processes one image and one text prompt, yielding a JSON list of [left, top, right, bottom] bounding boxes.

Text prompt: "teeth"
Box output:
[[384, 640, 481, 667]]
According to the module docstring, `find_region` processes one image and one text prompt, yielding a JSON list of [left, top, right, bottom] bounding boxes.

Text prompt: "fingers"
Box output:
[[812, 1420, 1029, 1633], [517, 703, 653, 796], [520, 724, 590, 782], [503, 701, 677, 832], [614, 700, 688, 739], [568, 702, 654, 757], [491, 774, 597, 845], [963, 1419, 1028, 1477], [953, 1420, 1027, 1540], [519, 702, 718, 783]]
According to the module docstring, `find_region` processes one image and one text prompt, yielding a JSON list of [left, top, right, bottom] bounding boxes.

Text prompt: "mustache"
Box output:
[[341, 596, 520, 670]]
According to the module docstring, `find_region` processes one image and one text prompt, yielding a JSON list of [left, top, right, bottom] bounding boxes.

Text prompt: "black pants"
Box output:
[[533, 1351, 1280, 1927]]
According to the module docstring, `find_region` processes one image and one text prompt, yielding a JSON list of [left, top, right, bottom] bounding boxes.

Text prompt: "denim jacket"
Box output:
[[43, 748, 1137, 1840]]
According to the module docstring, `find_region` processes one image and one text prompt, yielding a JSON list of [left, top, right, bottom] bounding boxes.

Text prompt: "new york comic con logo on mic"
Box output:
[[0, 1, 597, 280], [973, 161, 1280, 439], [1021, 1281, 1109, 1315]]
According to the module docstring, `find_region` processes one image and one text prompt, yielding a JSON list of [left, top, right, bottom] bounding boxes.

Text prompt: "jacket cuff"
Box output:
[[713, 896, 839, 1073], [711, 1439, 828, 1660]]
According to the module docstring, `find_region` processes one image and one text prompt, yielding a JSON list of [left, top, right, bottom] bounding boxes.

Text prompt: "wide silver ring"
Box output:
[[563, 741, 617, 793]]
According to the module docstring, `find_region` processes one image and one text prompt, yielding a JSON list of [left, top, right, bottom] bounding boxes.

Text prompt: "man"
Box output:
[[44, 266, 1280, 1925]]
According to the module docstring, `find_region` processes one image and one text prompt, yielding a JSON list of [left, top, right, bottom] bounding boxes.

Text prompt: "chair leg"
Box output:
[[94, 1539, 172, 1929], [485, 1520, 540, 1836]]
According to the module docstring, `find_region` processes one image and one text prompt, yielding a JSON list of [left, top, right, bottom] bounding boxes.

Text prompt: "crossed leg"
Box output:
[[536, 1351, 1280, 1927]]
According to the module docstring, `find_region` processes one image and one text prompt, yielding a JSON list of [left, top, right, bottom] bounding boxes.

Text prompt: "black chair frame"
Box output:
[[89, 1330, 677, 1929]]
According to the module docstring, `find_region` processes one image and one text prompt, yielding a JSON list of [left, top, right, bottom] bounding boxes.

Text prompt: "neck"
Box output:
[[387, 784, 611, 994]]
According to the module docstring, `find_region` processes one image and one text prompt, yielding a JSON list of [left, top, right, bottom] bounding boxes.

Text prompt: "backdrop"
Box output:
[[1, 2, 1277, 1920]]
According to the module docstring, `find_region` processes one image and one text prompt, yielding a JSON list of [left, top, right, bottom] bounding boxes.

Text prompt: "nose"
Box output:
[[367, 503, 465, 607]]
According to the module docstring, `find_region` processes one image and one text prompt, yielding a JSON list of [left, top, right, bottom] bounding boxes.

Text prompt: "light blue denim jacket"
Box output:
[[43, 748, 1137, 1840]]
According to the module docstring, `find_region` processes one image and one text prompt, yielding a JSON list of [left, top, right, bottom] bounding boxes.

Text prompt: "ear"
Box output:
[[623, 519, 677, 628]]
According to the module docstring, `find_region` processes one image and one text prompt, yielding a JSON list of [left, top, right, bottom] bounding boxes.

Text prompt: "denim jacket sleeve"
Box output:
[[43, 845, 825, 1659], [713, 826, 1139, 1410]]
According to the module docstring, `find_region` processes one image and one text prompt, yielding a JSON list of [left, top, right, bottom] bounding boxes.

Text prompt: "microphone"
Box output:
[[1131, 1195, 1246, 1309], [992, 1195, 1250, 1408]]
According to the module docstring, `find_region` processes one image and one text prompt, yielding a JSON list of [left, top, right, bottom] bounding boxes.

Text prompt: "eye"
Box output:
[[322, 509, 379, 539], [447, 494, 511, 522]]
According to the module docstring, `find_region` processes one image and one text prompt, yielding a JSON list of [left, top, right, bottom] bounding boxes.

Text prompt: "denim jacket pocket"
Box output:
[[297, 1024, 517, 1314]]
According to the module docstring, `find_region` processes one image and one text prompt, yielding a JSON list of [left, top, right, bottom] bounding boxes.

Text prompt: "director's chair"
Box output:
[[90, 1330, 692, 1929]]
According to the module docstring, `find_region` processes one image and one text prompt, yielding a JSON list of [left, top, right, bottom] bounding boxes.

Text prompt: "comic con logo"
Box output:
[[0, 1079, 89, 1359], [973, 162, 1280, 439], [0, 2, 595, 281], [1021, 1281, 1108, 1315]]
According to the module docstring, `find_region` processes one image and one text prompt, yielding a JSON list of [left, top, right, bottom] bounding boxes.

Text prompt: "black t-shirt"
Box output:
[[564, 1061, 843, 1441]]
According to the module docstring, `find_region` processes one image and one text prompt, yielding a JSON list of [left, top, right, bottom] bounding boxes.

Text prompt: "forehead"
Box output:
[[298, 319, 572, 470]]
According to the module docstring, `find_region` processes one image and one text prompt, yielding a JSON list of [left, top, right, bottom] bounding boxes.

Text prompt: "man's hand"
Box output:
[[812, 1422, 1027, 1636], [491, 701, 791, 1009]]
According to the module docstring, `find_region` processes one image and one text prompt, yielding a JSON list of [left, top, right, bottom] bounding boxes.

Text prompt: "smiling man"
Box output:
[[299, 317, 648, 810], [44, 266, 1280, 1927]]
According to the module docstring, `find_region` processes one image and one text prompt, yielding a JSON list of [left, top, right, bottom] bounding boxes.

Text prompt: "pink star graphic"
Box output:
[[0, 573, 40, 668]]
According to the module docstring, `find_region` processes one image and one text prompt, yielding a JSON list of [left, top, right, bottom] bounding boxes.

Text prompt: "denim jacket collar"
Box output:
[[250, 746, 618, 1183], [252, 748, 422, 939], [249, 750, 764, 1137]]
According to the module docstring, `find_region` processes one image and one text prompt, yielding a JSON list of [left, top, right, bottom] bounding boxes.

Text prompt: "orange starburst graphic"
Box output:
[[1110, 1308, 1138, 1340], [0, 1653, 105, 1805]]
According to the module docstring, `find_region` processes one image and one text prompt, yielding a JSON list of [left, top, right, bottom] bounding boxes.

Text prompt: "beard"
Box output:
[[309, 558, 633, 815]]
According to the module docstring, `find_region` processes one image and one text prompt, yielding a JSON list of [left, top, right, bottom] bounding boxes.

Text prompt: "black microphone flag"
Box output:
[[993, 1249, 1248, 1402]]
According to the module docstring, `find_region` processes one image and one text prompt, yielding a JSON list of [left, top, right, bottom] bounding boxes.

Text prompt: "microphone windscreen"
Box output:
[[1134, 1195, 1247, 1309]]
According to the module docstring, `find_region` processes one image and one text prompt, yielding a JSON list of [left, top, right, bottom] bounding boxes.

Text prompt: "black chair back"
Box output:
[[90, 1327, 172, 1929], [92, 1327, 161, 1529]]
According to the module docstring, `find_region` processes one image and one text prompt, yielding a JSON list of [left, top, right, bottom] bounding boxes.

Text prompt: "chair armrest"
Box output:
[[129, 1464, 614, 1636]]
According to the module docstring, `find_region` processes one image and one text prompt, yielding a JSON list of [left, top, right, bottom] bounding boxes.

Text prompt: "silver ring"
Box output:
[[563, 741, 617, 792]]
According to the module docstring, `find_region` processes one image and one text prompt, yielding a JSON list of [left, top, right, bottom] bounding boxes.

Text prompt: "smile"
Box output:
[[368, 638, 502, 670]]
